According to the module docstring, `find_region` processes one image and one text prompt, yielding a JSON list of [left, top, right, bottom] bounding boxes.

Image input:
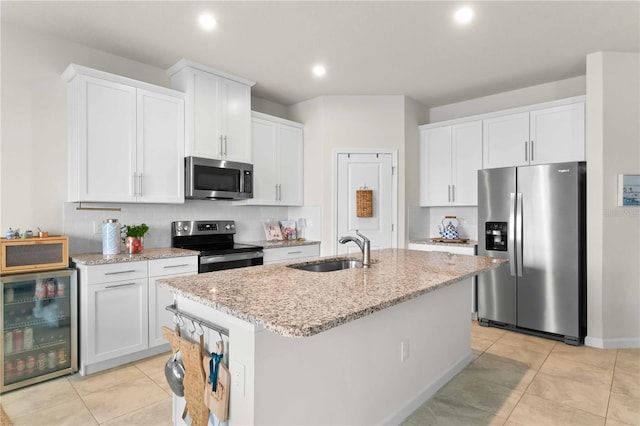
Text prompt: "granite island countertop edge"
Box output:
[[157, 249, 506, 338]]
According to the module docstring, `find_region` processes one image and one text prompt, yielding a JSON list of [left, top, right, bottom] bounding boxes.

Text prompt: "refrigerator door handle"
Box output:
[[508, 192, 517, 276], [516, 192, 524, 277]]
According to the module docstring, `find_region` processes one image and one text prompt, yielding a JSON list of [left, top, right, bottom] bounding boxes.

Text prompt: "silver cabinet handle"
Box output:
[[287, 251, 303, 255], [139, 173, 143, 196], [224, 136, 228, 156], [105, 282, 136, 289], [452, 185, 455, 203], [219, 135, 224, 156], [447, 185, 451, 202], [132, 173, 137, 196], [105, 270, 137, 276], [530, 140, 534, 162], [508, 193, 516, 277], [516, 193, 524, 278], [163, 264, 190, 269], [524, 141, 528, 161]]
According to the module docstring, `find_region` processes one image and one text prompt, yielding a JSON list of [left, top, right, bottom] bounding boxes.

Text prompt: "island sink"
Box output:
[[288, 258, 363, 272]]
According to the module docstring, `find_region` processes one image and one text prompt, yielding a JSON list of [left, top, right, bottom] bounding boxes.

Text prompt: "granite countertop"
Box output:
[[409, 238, 478, 248], [157, 248, 506, 338], [242, 240, 321, 249], [70, 247, 199, 265]]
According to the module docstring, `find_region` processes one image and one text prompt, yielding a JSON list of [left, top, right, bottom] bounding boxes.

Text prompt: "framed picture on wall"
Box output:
[[618, 174, 640, 206]]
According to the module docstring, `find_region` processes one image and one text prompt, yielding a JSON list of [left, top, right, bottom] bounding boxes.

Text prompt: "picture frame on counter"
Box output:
[[618, 174, 640, 206], [263, 221, 283, 241], [279, 220, 297, 240]]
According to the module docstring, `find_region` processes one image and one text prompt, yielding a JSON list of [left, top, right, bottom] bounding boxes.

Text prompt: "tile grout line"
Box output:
[[67, 375, 102, 426], [603, 349, 620, 424]]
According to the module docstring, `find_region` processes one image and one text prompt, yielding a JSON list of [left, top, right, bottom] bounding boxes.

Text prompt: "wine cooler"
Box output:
[[1, 268, 77, 392]]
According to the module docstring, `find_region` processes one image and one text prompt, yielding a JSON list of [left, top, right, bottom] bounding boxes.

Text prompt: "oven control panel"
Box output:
[[172, 220, 236, 237]]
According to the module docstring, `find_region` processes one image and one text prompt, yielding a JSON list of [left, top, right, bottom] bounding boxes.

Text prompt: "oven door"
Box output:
[[199, 251, 264, 273]]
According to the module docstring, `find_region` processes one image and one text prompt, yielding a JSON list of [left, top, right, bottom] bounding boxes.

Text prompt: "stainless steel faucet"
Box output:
[[338, 229, 371, 267]]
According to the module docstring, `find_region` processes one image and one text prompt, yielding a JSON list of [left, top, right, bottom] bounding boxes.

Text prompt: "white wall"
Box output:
[[0, 23, 297, 252], [586, 51, 640, 348], [288, 96, 413, 255], [428, 75, 586, 123]]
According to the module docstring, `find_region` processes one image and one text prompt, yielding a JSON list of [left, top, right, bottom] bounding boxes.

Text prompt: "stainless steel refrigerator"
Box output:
[[477, 162, 586, 345]]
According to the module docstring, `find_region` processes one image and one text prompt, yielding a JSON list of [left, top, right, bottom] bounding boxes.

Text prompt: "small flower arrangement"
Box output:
[[122, 223, 149, 254]]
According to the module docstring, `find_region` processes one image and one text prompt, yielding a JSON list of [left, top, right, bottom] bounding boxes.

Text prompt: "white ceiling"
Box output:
[[2, 1, 638, 108]]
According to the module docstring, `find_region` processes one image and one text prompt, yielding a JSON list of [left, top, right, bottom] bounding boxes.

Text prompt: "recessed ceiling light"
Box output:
[[312, 64, 326, 78], [454, 6, 474, 25], [198, 13, 217, 31]]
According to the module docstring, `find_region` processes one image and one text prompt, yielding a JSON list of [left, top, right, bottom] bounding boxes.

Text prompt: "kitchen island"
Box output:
[[158, 248, 505, 425]]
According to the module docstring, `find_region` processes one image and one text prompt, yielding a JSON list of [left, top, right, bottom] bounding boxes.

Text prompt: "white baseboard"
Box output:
[[382, 350, 474, 425], [585, 335, 640, 349]]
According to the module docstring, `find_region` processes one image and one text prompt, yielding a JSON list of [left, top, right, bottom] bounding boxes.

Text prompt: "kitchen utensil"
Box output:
[[165, 350, 185, 396], [203, 340, 230, 422], [439, 216, 460, 240], [163, 326, 185, 397], [181, 333, 210, 426]]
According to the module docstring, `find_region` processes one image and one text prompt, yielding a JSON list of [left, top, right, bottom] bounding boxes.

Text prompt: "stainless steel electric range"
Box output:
[[171, 220, 263, 273]]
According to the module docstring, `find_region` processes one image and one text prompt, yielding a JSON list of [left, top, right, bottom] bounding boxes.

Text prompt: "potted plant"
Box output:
[[122, 223, 149, 254]]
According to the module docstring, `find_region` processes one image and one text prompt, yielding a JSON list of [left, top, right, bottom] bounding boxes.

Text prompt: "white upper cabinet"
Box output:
[[420, 120, 482, 206], [168, 59, 254, 163], [63, 64, 185, 204], [241, 112, 304, 206], [483, 99, 585, 169], [482, 112, 530, 169], [529, 102, 585, 165], [137, 89, 185, 203]]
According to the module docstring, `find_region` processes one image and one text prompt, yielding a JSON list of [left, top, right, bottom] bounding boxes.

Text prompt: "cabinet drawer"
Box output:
[[408, 243, 475, 256], [263, 244, 320, 264], [82, 261, 147, 285], [149, 256, 198, 277]]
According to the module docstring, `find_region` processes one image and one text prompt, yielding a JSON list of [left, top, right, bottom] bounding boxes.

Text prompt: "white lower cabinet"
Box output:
[[263, 244, 320, 265], [77, 256, 198, 375], [148, 257, 198, 348]]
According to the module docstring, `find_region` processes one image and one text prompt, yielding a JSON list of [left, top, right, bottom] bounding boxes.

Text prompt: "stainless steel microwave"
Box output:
[[185, 156, 253, 200]]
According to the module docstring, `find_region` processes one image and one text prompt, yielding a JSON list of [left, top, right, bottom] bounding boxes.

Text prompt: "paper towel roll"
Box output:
[[102, 219, 120, 255]]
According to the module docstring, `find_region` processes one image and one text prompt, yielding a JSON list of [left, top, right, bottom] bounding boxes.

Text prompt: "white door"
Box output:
[[529, 102, 585, 165], [277, 124, 304, 205], [192, 69, 221, 159], [221, 78, 252, 163], [336, 153, 395, 255], [452, 120, 483, 205], [482, 112, 530, 169], [79, 75, 137, 202], [137, 89, 185, 203], [421, 126, 452, 206]]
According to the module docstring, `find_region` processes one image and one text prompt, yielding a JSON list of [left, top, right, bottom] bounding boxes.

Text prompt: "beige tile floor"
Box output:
[[1, 321, 639, 425]]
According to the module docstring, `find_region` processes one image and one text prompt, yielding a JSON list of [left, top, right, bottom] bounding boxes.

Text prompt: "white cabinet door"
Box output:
[[220, 79, 252, 163], [148, 257, 198, 348], [86, 279, 148, 363], [530, 102, 585, 165], [242, 113, 304, 206], [77, 75, 137, 202], [483, 112, 530, 169], [148, 277, 180, 348], [191, 69, 222, 159], [174, 66, 252, 162], [420, 127, 452, 206], [277, 124, 304, 206], [452, 120, 483, 205], [250, 118, 278, 203], [137, 89, 185, 203]]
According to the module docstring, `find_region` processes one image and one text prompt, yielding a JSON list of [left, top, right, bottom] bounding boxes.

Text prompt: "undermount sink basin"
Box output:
[[288, 259, 363, 272]]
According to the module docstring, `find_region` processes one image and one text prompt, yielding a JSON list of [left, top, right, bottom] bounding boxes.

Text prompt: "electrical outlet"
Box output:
[[400, 339, 410, 363], [93, 221, 102, 235], [230, 360, 245, 396]]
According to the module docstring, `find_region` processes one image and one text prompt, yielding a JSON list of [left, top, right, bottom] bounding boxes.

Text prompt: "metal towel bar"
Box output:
[[165, 303, 229, 337]]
